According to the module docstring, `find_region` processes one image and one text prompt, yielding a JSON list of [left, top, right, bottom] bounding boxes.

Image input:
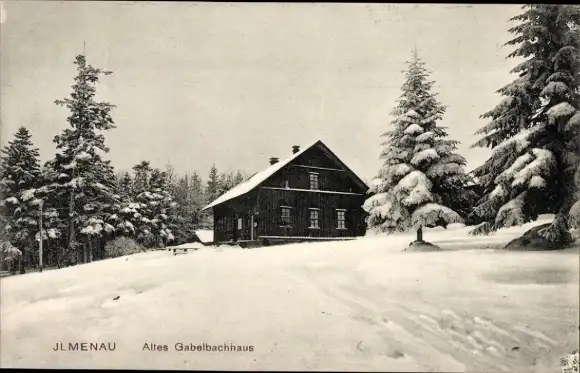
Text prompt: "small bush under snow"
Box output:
[[104, 237, 145, 259]]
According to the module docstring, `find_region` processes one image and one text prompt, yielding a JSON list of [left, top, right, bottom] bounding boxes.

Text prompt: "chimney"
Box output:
[[292, 145, 300, 154], [269, 157, 279, 165]]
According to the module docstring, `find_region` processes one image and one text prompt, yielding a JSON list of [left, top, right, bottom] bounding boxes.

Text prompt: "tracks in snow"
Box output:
[[290, 267, 560, 373]]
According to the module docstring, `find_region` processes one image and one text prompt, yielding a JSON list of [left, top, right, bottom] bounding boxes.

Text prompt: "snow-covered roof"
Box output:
[[194, 229, 214, 243], [202, 141, 319, 211]]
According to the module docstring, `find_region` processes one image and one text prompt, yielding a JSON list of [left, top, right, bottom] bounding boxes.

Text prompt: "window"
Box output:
[[337, 210, 346, 229], [238, 217, 243, 230], [309, 172, 319, 190], [217, 217, 226, 231], [284, 179, 289, 189], [280, 206, 292, 226], [309, 208, 319, 229]]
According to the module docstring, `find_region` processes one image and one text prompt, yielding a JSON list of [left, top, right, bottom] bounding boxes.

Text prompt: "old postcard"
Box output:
[[1, 2, 579, 372]]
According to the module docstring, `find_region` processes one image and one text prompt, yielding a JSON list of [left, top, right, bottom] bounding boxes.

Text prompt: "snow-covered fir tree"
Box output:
[[131, 162, 176, 247], [471, 5, 579, 247], [215, 170, 244, 198], [131, 161, 154, 245], [118, 172, 134, 197], [51, 54, 119, 264], [170, 171, 212, 242], [147, 169, 176, 247], [363, 49, 476, 244], [112, 171, 138, 237], [76, 159, 119, 262], [132, 161, 151, 194], [167, 174, 190, 244], [187, 171, 212, 230], [163, 165, 182, 242], [189, 171, 207, 216], [34, 161, 64, 266], [0, 127, 41, 271], [168, 173, 196, 244], [206, 164, 219, 203]]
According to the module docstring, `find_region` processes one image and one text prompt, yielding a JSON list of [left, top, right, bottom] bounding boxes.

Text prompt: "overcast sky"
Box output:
[[1, 2, 523, 181]]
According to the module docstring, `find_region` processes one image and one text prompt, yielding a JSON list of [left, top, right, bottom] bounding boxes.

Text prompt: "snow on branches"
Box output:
[[0, 127, 42, 249], [411, 203, 463, 229], [471, 5, 580, 242], [365, 49, 473, 239]]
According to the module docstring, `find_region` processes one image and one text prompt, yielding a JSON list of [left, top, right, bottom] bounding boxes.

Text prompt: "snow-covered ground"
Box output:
[[1, 216, 578, 371]]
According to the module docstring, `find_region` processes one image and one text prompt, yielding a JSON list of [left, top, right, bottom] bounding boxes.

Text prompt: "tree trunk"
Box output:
[[97, 236, 102, 260], [19, 244, 26, 274], [539, 114, 577, 245], [417, 226, 423, 242], [56, 238, 61, 269], [47, 237, 53, 267], [538, 170, 576, 245], [10, 257, 17, 274], [88, 238, 93, 263]]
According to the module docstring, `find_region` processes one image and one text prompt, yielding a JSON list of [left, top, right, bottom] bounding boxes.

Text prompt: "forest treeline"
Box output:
[[0, 56, 246, 272]]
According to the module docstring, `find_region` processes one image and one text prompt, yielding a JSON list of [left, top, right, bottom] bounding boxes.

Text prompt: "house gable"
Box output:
[[263, 143, 368, 194], [202, 140, 368, 211]]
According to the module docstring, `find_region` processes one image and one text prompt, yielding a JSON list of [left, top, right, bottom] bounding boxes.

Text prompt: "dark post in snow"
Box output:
[[69, 160, 76, 264], [38, 200, 43, 273]]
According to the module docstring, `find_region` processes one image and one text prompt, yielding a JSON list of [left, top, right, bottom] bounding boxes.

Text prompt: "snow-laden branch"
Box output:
[[495, 192, 527, 227], [547, 102, 576, 123], [411, 203, 463, 229]]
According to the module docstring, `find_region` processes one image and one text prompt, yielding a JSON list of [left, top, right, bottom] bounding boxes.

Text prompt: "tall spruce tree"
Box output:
[[215, 170, 246, 198], [0, 127, 41, 271], [190, 171, 212, 229], [132, 161, 151, 194], [149, 169, 176, 247], [34, 161, 64, 267], [363, 50, 475, 244], [206, 164, 219, 203], [52, 55, 118, 264], [113, 171, 140, 237], [471, 5, 579, 247], [130, 162, 175, 247], [131, 161, 154, 246], [216, 172, 229, 198], [169, 173, 198, 244]]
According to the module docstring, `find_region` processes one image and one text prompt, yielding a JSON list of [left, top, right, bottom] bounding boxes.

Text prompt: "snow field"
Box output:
[[1, 217, 578, 371]]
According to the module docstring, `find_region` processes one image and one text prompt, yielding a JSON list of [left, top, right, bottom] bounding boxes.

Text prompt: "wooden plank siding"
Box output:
[[213, 191, 258, 243], [255, 188, 366, 239], [262, 148, 364, 193]]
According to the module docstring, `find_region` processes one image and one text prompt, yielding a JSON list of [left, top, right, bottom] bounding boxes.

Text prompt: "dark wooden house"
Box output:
[[202, 140, 369, 246]]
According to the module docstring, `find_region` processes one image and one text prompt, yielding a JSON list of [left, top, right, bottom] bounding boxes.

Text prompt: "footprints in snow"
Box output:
[[411, 309, 555, 362], [317, 281, 557, 371]]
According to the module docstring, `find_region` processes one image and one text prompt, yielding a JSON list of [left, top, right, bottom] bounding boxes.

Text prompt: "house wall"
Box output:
[[255, 188, 366, 239], [213, 191, 258, 243]]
